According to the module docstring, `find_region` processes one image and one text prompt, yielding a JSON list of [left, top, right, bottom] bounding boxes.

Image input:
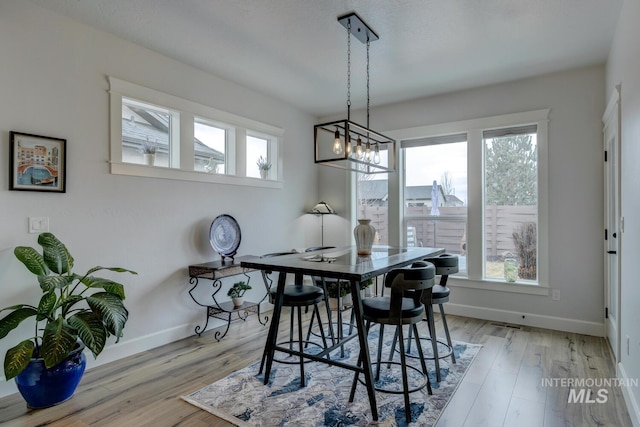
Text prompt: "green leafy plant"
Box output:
[[227, 281, 251, 298], [256, 156, 272, 171], [359, 278, 374, 290], [326, 281, 351, 298], [0, 233, 137, 380]]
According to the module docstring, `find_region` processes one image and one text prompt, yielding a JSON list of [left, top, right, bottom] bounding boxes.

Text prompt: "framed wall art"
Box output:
[[10, 131, 66, 193]]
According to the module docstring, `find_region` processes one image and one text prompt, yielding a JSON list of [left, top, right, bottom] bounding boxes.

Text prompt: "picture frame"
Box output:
[[10, 131, 66, 193]]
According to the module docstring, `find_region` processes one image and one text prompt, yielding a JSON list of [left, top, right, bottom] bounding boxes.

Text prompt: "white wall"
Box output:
[[0, 1, 320, 397], [606, 0, 640, 423], [321, 65, 607, 334]]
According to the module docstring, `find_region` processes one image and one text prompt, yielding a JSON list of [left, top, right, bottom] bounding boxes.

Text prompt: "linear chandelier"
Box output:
[[314, 12, 397, 174]]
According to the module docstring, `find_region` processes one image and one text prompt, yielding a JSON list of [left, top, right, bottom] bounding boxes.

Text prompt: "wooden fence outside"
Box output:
[[358, 205, 536, 258]]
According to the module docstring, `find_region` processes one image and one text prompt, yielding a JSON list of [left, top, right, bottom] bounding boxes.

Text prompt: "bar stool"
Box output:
[[422, 253, 458, 381], [259, 252, 329, 387], [349, 261, 435, 423], [389, 253, 458, 382]]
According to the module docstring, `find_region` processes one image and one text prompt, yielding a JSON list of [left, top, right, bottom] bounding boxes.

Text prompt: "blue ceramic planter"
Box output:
[[15, 343, 86, 409]]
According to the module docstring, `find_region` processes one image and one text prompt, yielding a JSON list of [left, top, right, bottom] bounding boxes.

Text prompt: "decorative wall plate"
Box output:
[[209, 214, 241, 260]]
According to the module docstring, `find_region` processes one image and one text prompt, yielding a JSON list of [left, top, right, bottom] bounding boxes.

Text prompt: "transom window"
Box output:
[[108, 77, 283, 188]]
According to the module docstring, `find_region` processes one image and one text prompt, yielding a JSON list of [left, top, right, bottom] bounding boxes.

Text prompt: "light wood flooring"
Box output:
[[0, 311, 632, 426]]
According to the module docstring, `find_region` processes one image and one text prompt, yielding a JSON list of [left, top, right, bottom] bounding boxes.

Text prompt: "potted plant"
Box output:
[[359, 278, 374, 297], [256, 156, 271, 179], [0, 232, 136, 408], [140, 138, 157, 166], [227, 281, 252, 307], [326, 281, 351, 310]]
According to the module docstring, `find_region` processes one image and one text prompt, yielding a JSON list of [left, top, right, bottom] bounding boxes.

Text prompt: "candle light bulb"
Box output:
[[356, 137, 363, 159], [332, 129, 343, 154]]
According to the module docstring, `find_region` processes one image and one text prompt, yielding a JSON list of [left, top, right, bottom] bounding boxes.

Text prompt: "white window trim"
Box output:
[[386, 109, 550, 296], [108, 76, 284, 189]]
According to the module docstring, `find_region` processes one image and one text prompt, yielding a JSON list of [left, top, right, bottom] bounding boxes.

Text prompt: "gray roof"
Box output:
[[360, 180, 444, 201]]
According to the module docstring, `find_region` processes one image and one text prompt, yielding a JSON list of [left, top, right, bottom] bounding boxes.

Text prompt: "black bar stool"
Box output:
[[259, 252, 329, 387], [389, 253, 458, 382], [422, 253, 458, 381], [349, 261, 435, 423]]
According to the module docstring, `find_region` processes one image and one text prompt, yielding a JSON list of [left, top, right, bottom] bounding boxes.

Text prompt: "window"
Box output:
[[401, 134, 468, 275], [483, 125, 538, 282], [108, 77, 283, 188], [122, 98, 177, 168], [194, 118, 233, 174], [385, 109, 549, 293]]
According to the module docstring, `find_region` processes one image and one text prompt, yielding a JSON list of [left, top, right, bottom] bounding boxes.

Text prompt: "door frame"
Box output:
[[603, 84, 622, 362]]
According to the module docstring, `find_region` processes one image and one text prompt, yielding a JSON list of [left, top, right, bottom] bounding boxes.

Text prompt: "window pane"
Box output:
[[357, 173, 388, 244], [121, 98, 171, 167], [246, 135, 268, 178], [403, 140, 468, 274], [194, 119, 226, 174], [483, 130, 537, 282]]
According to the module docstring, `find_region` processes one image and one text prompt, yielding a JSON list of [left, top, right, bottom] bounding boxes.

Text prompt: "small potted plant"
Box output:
[[140, 138, 157, 166], [326, 281, 351, 310], [227, 281, 252, 307], [359, 278, 374, 297], [256, 156, 271, 179], [0, 232, 136, 408]]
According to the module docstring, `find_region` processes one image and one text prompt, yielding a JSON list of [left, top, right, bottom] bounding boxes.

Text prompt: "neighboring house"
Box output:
[[359, 179, 464, 207], [121, 104, 224, 168]]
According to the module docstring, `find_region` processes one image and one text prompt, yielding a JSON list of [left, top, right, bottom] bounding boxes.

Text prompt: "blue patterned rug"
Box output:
[[182, 325, 481, 426]]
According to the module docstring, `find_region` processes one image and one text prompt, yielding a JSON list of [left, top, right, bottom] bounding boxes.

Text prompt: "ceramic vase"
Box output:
[[143, 153, 155, 166], [354, 219, 375, 255], [341, 293, 353, 308], [259, 169, 268, 179], [232, 297, 244, 307], [504, 258, 518, 282]]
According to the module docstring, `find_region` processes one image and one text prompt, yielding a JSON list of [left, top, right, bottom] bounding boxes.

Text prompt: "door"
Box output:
[[603, 86, 621, 362]]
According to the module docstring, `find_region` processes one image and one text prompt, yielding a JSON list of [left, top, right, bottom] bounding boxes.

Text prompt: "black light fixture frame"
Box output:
[[314, 12, 397, 174]]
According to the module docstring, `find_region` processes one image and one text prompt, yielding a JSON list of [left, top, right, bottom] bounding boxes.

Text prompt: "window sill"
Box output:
[[109, 161, 284, 189], [448, 276, 549, 296]]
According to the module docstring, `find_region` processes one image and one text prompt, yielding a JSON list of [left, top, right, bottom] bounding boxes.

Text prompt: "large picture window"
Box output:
[[483, 125, 538, 282], [385, 109, 548, 293], [402, 133, 468, 275]]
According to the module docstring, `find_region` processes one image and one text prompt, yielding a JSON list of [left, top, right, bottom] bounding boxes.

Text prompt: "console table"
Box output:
[[188, 256, 269, 341]]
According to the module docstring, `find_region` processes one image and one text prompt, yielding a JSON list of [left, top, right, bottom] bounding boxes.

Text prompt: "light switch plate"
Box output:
[[28, 217, 49, 234]]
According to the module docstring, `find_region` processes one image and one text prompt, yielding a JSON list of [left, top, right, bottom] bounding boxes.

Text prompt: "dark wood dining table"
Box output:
[[241, 244, 444, 421]]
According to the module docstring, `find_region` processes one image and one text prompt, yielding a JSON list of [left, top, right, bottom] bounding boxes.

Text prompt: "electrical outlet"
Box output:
[[552, 289, 561, 301], [28, 217, 49, 234]]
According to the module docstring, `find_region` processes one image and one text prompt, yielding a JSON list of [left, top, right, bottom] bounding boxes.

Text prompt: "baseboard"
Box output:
[[619, 362, 640, 426], [445, 303, 605, 336]]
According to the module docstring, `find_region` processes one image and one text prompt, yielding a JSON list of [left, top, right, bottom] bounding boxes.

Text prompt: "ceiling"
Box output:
[[30, 0, 622, 117]]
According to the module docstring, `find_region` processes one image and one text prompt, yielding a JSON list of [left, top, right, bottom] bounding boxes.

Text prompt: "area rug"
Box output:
[[182, 325, 481, 426]]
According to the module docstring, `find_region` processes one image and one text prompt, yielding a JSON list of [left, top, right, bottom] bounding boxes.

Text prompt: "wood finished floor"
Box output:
[[0, 312, 632, 427]]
